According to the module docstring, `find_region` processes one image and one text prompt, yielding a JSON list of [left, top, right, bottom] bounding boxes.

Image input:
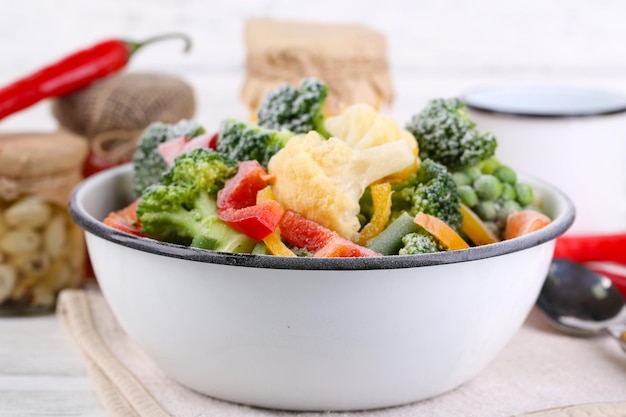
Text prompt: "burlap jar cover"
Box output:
[[241, 18, 394, 115], [0, 131, 88, 206], [0, 131, 89, 312], [52, 72, 196, 166]]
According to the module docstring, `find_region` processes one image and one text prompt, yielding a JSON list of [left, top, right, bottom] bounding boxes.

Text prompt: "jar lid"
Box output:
[[0, 130, 89, 178], [462, 84, 626, 117]]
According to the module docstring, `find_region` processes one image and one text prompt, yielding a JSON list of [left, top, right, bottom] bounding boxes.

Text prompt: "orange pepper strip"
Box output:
[[358, 182, 392, 246], [414, 212, 470, 251], [257, 186, 296, 257], [460, 203, 500, 246], [250, 110, 258, 123]]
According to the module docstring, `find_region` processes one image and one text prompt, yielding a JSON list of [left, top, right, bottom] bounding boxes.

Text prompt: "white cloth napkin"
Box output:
[[57, 287, 626, 417]]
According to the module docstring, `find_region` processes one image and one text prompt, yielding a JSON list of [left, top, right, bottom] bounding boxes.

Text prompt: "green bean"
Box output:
[[366, 212, 420, 255]]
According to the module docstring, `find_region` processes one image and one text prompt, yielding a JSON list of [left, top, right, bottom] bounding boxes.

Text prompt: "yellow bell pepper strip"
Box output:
[[261, 230, 296, 257], [414, 212, 470, 250], [358, 182, 392, 246], [459, 203, 500, 246], [256, 186, 296, 257]]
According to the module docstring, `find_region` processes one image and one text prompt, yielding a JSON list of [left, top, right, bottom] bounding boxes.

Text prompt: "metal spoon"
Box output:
[[536, 258, 626, 352]]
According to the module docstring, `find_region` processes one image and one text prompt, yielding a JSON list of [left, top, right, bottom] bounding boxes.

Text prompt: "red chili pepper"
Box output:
[[0, 33, 191, 121], [553, 233, 626, 265]]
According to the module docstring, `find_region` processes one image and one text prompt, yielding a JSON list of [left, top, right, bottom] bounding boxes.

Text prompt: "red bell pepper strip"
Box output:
[[314, 235, 381, 258], [218, 200, 284, 241], [103, 198, 144, 237], [158, 136, 190, 166], [279, 209, 381, 258], [279, 209, 335, 252], [554, 233, 626, 265], [217, 160, 273, 210], [0, 33, 191, 121]]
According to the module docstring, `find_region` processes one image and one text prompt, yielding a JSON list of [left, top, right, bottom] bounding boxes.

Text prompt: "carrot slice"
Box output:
[[358, 182, 392, 245], [414, 212, 470, 250], [505, 210, 551, 240], [460, 203, 500, 246]]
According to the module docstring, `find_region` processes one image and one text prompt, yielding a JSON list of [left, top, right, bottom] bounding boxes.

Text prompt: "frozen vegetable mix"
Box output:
[[103, 78, 552, 257]]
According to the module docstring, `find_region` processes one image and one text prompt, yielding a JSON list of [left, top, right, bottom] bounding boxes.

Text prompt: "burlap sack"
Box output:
[[52, 72, 196, 164], [241, 18, 394, 115]]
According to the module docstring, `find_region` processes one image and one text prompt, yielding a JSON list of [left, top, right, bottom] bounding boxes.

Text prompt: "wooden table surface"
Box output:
[[0, 310, 107, 416], [0, 314, 107, 417]]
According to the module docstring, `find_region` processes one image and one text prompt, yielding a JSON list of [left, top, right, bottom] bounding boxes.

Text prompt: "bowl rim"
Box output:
[[69, 164, 575, 271], [462, 83, 626, 118]]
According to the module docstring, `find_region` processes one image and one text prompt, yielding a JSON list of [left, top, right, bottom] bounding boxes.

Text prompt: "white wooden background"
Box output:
[[1, 1, 626, 415], [2, 0, 626, 131]]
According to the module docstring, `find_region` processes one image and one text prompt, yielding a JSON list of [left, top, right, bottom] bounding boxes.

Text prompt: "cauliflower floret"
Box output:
[[325, 104, 419, 181], [325, 103, 418, 153], [268, 131, 415, 241]]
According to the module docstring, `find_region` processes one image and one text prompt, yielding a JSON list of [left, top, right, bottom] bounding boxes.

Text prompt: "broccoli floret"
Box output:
[[398, 232, 445, 255], [390, 158, 463, 231], [216, 119, 295, 167], [162, 147, 238, 193], [256, 77, 330, 137], [132, 120, 206, 196], [136, 148, 256, 253], [405, 98, 497, 171]]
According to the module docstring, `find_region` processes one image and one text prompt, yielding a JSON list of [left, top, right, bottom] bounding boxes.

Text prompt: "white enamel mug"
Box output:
[[463, 84, 626, 236]]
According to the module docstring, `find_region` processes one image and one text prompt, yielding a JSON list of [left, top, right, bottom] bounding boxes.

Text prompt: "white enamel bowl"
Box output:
[[69, 163, 574, 412]]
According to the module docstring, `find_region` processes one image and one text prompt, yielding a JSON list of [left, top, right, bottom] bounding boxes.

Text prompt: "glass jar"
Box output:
[[0, 130, 88, 315]]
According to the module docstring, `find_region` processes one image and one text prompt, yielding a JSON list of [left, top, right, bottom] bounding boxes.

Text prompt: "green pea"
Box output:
[[464, 166, 482, 182], [478, 157, 500, 174], [474, 200, 499, 221], [497, 200, 521, 223], [483, 221, 501, 237], [458, 185, 478, 207], [515, 183, 534, 206], [493, 165, 517, 185], [452, 172, 472, 187], [473, 174, 503, 201], [501, 183, 517, 200]]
